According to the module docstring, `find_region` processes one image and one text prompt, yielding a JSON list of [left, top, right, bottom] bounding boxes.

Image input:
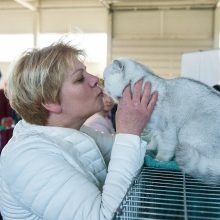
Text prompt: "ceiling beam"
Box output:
[[14, 0, 36, 11], [106, 0, 217, 10]]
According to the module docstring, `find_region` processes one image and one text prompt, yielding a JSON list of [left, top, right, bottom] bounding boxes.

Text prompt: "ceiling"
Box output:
[[0, 0, 219, 11]]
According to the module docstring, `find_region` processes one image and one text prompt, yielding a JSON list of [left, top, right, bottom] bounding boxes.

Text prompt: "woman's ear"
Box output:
[[42, 102, 62, 113]]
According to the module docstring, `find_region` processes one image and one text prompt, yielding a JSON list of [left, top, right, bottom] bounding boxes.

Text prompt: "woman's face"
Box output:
[[59, 59, 104, 127]]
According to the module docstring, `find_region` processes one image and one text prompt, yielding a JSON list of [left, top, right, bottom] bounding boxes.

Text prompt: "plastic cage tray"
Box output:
[[114, 167, 220, 220]]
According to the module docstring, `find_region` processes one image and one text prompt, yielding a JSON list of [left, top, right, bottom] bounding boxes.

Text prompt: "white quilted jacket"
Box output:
[[0, 120, 147, 220]]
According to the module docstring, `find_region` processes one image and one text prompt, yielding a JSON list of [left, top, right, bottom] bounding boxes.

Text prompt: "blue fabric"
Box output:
[[144, 150, 180, 171]]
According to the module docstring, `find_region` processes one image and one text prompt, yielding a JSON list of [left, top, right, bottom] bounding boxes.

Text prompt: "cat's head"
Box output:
[[103, 58, 145, 101]]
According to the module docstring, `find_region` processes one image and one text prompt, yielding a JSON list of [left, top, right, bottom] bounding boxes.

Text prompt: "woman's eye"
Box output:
[[77, 77, 84, 82]]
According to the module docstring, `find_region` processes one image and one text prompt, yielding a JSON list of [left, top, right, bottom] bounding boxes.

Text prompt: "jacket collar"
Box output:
[[14, 120, 85, 140]]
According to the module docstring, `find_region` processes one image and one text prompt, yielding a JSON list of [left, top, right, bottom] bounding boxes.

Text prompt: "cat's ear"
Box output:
[[113, 59, 124, 71]]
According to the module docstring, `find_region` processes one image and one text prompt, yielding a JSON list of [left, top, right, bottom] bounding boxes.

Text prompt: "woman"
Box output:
[[84, 94, 116, 134], [0, 42, 158, 220]]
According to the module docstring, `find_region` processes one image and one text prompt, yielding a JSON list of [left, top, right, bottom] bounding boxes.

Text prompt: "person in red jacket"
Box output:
[[0, 71, 17, 151], [0, 71, 20, 125]]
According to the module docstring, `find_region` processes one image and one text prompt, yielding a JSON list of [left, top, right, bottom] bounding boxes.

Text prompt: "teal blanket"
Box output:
[[144, 150, 180, 171]]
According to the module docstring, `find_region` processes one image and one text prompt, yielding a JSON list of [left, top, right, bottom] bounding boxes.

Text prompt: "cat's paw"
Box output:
[[155, 155, 166, 162], [155, 154, 171, 162], [147, 144, 156, 150], [147, 140, 157, 150]]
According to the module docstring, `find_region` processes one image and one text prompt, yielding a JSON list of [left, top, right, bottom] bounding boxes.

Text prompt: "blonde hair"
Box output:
[[6, 42, 84, 125]]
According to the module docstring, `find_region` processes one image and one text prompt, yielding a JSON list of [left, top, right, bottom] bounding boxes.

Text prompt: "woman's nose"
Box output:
[[87, 73, 99, 87]]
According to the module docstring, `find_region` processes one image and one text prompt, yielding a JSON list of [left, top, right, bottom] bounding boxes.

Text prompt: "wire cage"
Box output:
[[115, 167, 220, 220]]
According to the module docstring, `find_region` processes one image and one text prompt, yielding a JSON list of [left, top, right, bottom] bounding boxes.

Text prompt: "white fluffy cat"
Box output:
[[103, 58, 220, 185]]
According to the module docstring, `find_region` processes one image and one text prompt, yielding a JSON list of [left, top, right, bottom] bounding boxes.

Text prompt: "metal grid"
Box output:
[[115, 167, 220, 220]]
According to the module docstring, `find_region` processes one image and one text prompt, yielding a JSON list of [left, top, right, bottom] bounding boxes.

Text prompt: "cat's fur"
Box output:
[[103, 58, 220, 185]]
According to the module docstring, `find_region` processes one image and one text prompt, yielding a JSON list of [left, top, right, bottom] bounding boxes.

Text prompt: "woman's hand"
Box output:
[[116, 79, 158, 136]]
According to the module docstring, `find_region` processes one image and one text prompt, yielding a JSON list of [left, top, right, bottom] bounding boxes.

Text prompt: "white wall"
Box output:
[[110, 9, 214, 78], [181, 49, 220, 86], [40, 8, 107, 33], [0, 10, 34, 33]]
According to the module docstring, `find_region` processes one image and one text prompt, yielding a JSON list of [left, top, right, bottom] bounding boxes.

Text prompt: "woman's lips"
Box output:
[[98, 90, 104, 97]]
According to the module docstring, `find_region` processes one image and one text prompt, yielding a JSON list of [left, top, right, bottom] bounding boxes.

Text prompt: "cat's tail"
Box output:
[[175, 143, 220, 185]]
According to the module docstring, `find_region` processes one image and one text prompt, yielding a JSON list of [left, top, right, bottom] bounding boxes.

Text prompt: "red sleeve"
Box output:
[[0, 89, 12, 120]]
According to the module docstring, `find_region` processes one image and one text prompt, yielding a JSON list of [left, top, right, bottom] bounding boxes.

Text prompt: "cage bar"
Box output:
[[115, 167, 220, 220]]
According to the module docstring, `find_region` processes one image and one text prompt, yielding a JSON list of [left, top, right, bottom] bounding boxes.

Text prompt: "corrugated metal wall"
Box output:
[[0, 8, 107, 33], [110, 9, 214, 78], [0, 6, 216, 82]]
